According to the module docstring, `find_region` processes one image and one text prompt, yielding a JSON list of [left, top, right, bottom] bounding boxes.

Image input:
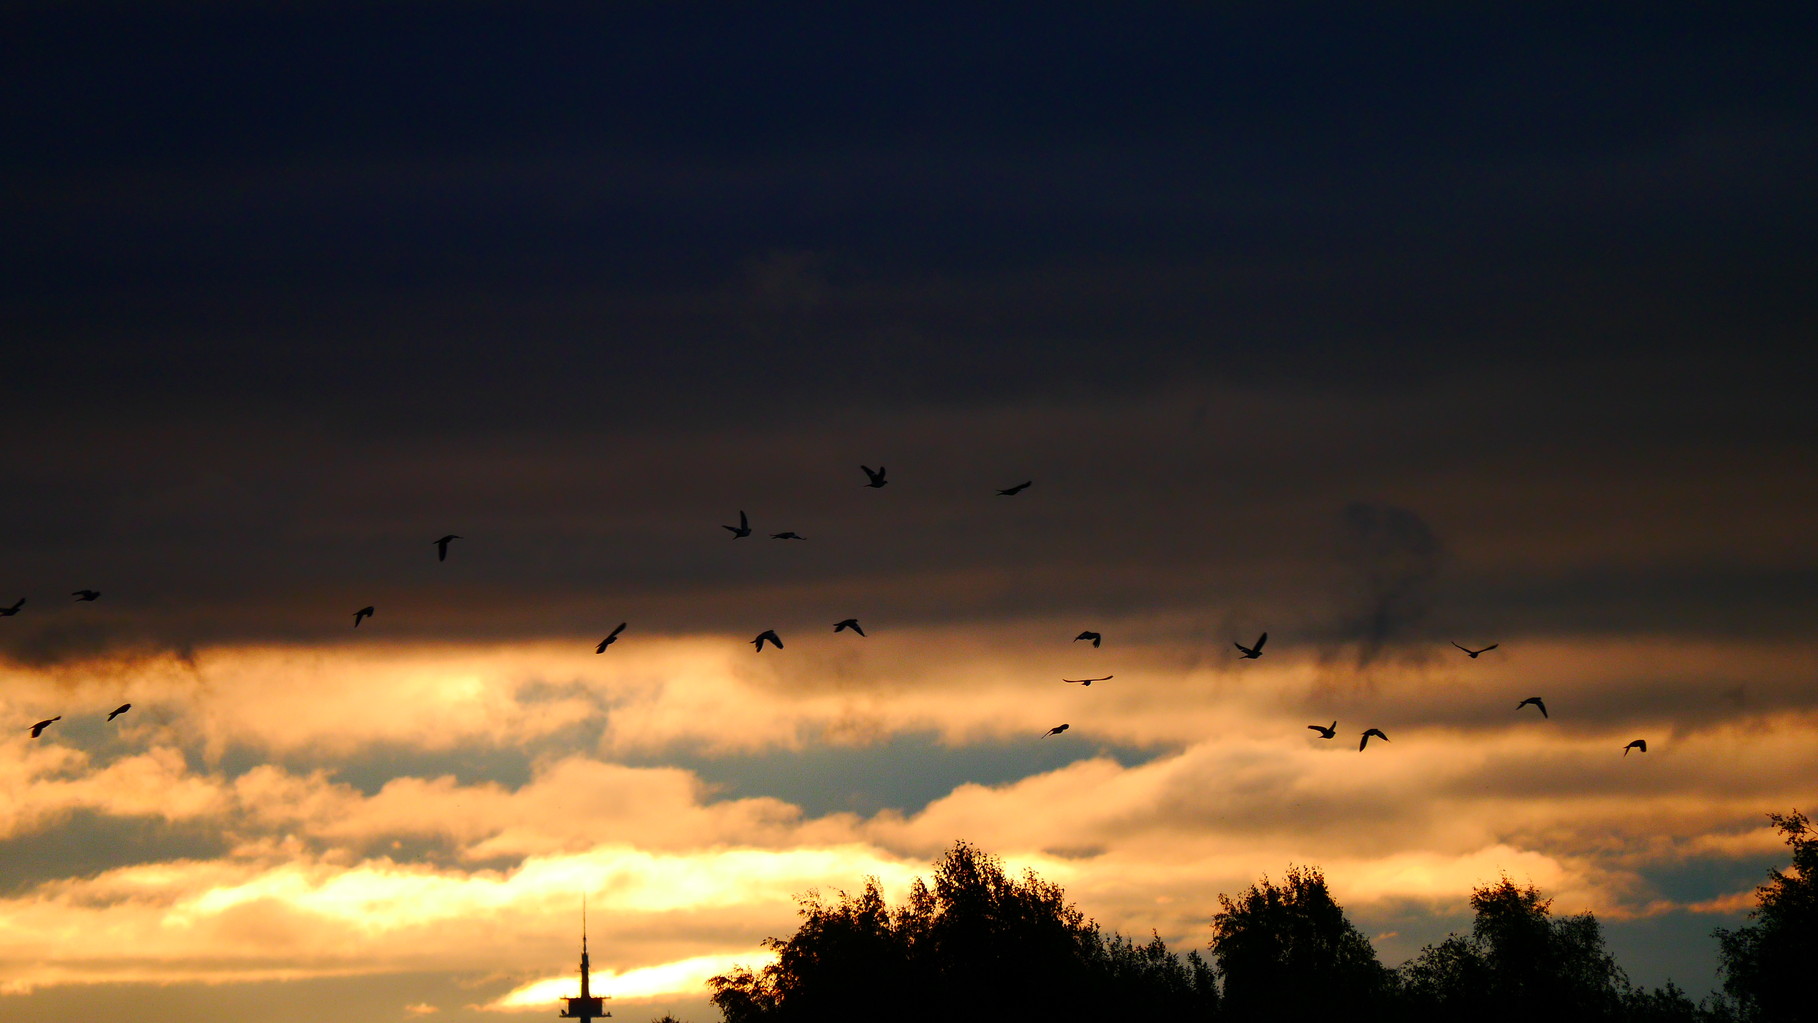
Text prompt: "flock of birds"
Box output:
[[9, 468, 1651, 757], [1053, 623, 1647, 754], [1291, 643, 1642, 754], [10, 589, 132, 739]]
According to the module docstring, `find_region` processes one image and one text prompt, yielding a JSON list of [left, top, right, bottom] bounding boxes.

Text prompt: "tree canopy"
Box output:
[[708, 833, 1782, 1023], [710, 841, 1216, 1023], [1714, 810, 1818, 1023], [1208, 864, 1390, 1022], [1401, 875, 1629, 1022]]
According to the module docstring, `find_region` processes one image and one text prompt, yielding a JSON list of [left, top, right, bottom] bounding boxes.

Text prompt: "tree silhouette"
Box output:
[[710, 877, 907, 1023], [1208, 865, 1391, 1022], [1401, 876, 1628, 1022], [1713, 810, 1818, 1022], [709, 841, 1217, 1022], [1619, 980, 1711, 1023]]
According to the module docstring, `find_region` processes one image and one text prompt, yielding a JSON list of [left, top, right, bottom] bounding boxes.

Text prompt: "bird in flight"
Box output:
[[771, 531, 806, 540], [29, 716, 60, 738], [1308, 721, 1337, 739], [0, 598, 22, 616], [1623, 739, 1648, 756], [833, 618, 865, 636], [596, 622, 627, 653], [861, 465, 888, 488], [1074, 631, 1102, 648], [724, 511, 752, 538], [1452, 642, 1498, 658], [1042, 723, 1069, 737], [107, 703, 132, 721], [997, 481, 1032, 496], [1063, 676, 1112, 686], [752, 629, 783, 651], [434, 534, 462, 561], [1235, 633, 1267, 659], [1517, 696, 1548, 718], [1359, 728, 1389, 751], [72, 590, 101, 602], [353, 606, 374, 627]]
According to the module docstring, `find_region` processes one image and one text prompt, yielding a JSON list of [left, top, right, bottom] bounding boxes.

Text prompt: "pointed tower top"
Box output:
[[560, 896, 609, 1021]]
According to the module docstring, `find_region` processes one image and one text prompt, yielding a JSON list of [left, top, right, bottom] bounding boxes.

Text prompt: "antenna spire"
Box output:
[[560, 894, 609, 1020]]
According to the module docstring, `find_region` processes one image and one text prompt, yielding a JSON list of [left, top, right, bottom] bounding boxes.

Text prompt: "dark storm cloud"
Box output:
[[1335, 502, 1446, 668], [2, 364, 1812, 663], [6, 6, 1815, 440], [2, 6, 1813, 657]]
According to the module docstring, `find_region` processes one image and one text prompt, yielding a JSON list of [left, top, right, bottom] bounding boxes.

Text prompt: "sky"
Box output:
[[3, 4, 1816, 1021]]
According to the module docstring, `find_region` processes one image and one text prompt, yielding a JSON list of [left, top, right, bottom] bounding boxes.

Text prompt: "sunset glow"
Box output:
[[5, 6, 1812, 1021]]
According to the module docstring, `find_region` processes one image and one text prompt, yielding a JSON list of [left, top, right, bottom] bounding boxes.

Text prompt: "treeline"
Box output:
[[710, 811, 1816, 1023]]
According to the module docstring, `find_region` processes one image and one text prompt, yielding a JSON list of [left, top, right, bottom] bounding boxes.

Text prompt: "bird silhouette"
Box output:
[[1359, 728, 1389, 751], [1517, 696, 1548, 718], [752, 629, 783, 651], [29, 716, 60, 738], [1074, 631, 1102, 648], [0, 598, 22, 616], [724, 511, 752, 538], [997, 481, 1032, 496], [107, 703, 132, 721], [861, 465, 887, 488], [1452, 642, 1499, 658], [72, 590, 101, 601], [833, 618, 865, 636], [1063, 676, 1112, 686], [1235, 633, 1267, 659], [434, 534, 461, 561], [1042, 723, 1069, 737], [1624, 739, 1647, 756], [1308, 721, 1337, 739], [353, 606, 374, 627], [771, 531, 806, 540], [596, 622, 627, 653]]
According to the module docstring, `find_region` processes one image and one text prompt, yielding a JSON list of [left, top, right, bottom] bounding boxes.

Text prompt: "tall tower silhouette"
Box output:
[[559, 898, 610, 1021]]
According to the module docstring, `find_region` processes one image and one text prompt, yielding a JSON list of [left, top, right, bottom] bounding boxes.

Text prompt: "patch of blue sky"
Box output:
[[623, 729, 1165, 818]]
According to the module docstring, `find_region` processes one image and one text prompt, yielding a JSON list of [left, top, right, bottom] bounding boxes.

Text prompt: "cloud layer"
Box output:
[[2, 623, 1809, 1015]]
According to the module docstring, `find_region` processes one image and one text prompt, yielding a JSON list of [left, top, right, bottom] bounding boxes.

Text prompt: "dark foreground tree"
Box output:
[[1620, 980, 1711, 1023], [1401, 875, 1628, 1022], [709, 841, 1217, 1023], [1208, 865, 1392, 1022], [1713, 810, 1818, 1022]]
